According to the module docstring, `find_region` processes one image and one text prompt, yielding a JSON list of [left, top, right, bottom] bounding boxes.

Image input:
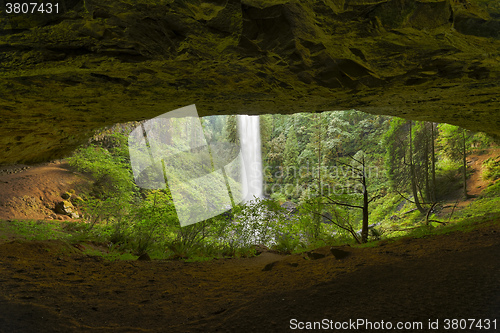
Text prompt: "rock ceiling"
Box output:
[[0, 0, 499, 164]]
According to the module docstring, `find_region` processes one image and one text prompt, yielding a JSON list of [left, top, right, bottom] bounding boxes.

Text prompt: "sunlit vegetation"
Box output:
[[15, 112, 497, 261]]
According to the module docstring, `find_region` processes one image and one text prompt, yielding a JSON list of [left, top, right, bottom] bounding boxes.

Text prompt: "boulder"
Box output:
[[55, 200, 80, 219]]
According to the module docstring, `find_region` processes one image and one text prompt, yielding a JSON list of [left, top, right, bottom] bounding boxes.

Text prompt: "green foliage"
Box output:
[[23, 111, 499, 261], [283, 125, 299, 183], [224, 115, 240, 145], [273, 233, 300, 254], [260, 114, 273, 159], [455, 193, 500, 220], [482, 181, 500, 198], [67, 134, 138, 202], [383, 118, 410, 192], [470, 132, 495, 149], [2, 220, 71, 241], [437, 124, 467, 161], [434, 158, 462, 197], [482, 156, 500, 181], [80, 249, 138, 262], [369, 194, 403, 225]]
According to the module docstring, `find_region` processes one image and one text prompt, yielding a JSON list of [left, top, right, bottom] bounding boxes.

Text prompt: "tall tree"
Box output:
[[437, 124, 471, 199], [411, 121, 438, 208], [383, 119, 427, 213], [409, 121, 426, 213], [283, 122, 299, 184], [322, 151, 378, 243], [430, 122, 437, 202]]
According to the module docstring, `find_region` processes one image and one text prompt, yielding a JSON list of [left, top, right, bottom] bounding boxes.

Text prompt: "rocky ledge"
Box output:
[[0, 0, 499, 164]]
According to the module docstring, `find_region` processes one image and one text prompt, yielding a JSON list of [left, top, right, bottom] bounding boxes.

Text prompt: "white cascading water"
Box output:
[[238, 115, 263, 202]]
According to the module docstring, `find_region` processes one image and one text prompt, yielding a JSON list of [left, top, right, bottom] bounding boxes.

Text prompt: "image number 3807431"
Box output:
[[4, 2, 60, 14]]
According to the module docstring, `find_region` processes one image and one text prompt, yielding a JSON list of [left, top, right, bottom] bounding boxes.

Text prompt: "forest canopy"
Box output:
[[64, 110, 500, 259]]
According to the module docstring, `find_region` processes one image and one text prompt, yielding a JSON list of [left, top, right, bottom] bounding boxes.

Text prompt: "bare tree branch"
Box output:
[[368, 193, 383, 204], [324, 196, 363, 209], [427, 220, 447, 225], [332, 209, 361, 244], [425, 202, 438, 225], [394, 188, 416, 204]]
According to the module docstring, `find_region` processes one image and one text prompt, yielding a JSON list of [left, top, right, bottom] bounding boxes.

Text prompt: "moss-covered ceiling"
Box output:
[[1, 0, 499, 164]]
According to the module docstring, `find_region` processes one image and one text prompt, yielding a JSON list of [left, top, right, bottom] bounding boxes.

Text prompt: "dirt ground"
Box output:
[[0, 222, 498, 332], [0, 161, 92, 221], [0, 156, 499, 332]]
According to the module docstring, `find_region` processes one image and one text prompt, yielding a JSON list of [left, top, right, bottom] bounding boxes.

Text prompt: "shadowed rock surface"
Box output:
[[1, 0, 499, 164]]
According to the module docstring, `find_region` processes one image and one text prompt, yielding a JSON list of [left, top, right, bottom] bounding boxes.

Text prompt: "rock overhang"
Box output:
[[0, 0, 499, 164]]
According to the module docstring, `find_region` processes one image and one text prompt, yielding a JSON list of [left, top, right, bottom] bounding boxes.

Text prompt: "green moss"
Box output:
[[1, 0, 500, 165], [1, 220, 72, 241], [482, 156, 500, 181]]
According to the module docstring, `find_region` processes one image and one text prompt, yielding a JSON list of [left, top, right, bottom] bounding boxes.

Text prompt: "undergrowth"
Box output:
[[5, 129, 497, 262]]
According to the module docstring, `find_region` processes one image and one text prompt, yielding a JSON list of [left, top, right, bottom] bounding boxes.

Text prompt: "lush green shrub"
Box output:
[[369, 194, 402, 225], [482, 156, 500, 181], [67, 133, 138, 202]]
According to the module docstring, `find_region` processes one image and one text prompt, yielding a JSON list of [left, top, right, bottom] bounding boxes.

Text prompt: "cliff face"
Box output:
[[1, 0, 499, 164]]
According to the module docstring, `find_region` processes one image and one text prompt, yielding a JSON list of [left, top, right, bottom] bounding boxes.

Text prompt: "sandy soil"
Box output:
[[467, 150, 500, 197], [0, 161, 91, 221]]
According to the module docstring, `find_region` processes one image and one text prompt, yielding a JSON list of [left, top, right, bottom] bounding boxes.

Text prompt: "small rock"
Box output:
[[138, 253, 151, 261], [262, 261, 278, 271], [330, 248, 350, 260], [307, 251, 326, 260], [252, 244, 269, 255], [61, 192, 72, 199], [55, 200, 79, 218]]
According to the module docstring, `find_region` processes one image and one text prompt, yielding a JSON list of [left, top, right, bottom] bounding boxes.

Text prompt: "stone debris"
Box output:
[[306, 251, 326, 260], [55, 200, 79, 219]]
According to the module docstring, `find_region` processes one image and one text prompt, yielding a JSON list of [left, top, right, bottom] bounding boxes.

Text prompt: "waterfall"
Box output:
[[238, 115, 263, 202]]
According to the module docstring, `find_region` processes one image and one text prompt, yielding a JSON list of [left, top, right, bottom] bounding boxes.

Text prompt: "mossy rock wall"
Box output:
[[0, 0, 499, 164]]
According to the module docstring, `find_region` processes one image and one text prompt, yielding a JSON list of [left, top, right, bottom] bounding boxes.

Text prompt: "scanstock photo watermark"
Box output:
[[289, 318, 498, 330], [128, 104, 247, 227], [263, 163, 382, 198], [127, 104, 383, 226]]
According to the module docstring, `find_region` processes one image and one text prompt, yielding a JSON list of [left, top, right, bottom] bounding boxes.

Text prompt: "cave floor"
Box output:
[[0, 220, 498, 332], [1, 152, 500, 332]]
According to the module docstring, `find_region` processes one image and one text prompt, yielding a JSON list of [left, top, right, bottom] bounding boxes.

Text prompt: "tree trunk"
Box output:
[[462, 128, 468, 199], [424, 123, 431, 202], [409, 121, 426, 214], [430, 122, 437, 202], [361, 156, 369, 243], [318, 113, 322, 196]]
